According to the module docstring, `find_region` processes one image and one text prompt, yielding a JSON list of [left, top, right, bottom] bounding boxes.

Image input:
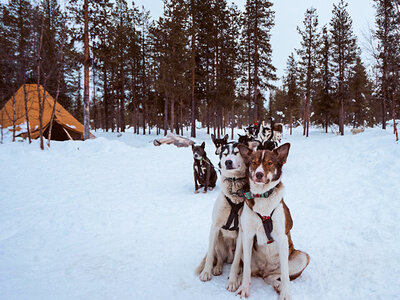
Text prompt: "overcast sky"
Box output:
[[135, 0, 376, 82]]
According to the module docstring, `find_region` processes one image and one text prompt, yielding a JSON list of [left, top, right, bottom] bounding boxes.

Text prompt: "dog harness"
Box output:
[[222, 196, 244, 231], [244, 187, 276, 244]]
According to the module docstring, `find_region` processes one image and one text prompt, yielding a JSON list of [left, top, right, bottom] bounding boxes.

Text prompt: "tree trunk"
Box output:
[[164, 95, 169, 136], [23, 84, 31, 143], [389, 93, 399, 141], [170, 98, 175, 134], [290, 109, 293, 135], [103, 64, 109, 131], [83, 0, 90, 140], [11, 93, 16, 142], [190, 0, 196, 138]]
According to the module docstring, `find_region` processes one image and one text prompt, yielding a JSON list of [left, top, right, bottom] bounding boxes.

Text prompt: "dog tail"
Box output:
[[194, 254, 207, 274]]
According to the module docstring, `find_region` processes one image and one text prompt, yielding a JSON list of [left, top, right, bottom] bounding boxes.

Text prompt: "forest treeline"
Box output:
[[0, 0, 399, 140]]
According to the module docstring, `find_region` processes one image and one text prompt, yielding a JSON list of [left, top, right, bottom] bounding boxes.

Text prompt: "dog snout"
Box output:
[[256, 172, 264, 180], [225, 160, 233, 169]]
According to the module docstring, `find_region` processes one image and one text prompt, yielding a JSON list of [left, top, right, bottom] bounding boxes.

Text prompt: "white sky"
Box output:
[[135, 0, 376, 82]]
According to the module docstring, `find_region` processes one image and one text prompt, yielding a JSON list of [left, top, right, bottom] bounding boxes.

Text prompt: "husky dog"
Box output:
[[192, 142, 217, 193], [211, 133, 229, 155], [195, 143, 249, 281], [256, 121, 284, 150], [227, 143, 310, 299]]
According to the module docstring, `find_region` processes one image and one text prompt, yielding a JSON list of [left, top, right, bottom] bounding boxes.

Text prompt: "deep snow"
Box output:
[[0, 126, 399, 300]]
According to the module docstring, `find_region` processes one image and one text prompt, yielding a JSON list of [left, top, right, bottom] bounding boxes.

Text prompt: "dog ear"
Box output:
[[211, 134, 216, 143], [223, 134, 228, 142], [273, 143, 290, 165], [238, 143, 252, 164], [201, 141, 205, 149], [191, 144, 194, 150]]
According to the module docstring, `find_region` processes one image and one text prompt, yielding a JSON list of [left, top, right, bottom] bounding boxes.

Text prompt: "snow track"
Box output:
[[0, 127, 399, 299]]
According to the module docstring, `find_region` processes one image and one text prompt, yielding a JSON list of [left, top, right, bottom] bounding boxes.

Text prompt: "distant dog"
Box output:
[[227, 143, 310, 298], [211, 133, 229, 155], [238, 134, 253, 145], [192, 142, 217, 193], [195, 142, 248, 281]]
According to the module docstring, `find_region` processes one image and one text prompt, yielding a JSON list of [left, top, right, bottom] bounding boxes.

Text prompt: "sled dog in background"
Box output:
[[227, 143, 310, 299], [192, 142, 217, 193], [195, 142, 249, 281], [211, 133, 229, 155]]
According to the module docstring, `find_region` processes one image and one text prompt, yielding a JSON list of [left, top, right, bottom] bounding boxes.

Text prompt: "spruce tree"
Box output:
[[283, 53, 301, 135], [374, 0, 399, 140], [296, 7, 320, 137], [241, 0, 276, 123], [330, 0, 357, 135]]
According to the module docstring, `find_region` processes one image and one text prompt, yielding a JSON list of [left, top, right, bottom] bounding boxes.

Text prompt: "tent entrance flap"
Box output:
[[43, 121, 72, 141]]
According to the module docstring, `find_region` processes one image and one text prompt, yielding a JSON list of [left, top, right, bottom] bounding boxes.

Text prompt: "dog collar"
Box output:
[[244, 186, 275, 200], [223, 176, 247, 183]]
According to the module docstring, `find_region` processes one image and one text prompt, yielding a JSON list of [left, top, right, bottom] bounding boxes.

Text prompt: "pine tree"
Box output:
[[374, 0, 399, 140], [313, 25, 334, 132], [296, 7, 320, 137], [241, 0, 276, 123], [330, 0, 357, 135], [348, 55, 373, 127], [283, 53, 301, 135]]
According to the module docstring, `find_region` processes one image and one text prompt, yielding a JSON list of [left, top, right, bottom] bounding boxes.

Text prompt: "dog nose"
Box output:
[[225, 160, 233, 167], [256, 172, 264, 180]]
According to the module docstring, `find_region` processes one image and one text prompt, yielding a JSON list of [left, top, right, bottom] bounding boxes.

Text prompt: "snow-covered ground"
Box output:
[[0, 126, 399, 300]]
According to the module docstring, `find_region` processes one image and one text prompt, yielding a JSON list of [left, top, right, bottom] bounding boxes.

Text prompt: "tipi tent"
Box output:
[[0, 84, 94, 141]]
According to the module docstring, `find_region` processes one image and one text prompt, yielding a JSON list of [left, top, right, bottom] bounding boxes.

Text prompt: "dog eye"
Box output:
[[267, 161, 273, 166]]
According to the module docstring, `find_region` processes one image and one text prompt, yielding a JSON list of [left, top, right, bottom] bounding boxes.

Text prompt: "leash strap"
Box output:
[[243, 186, 276, 244], [222, 196, 244, 231], [257, 210, 275, 244]]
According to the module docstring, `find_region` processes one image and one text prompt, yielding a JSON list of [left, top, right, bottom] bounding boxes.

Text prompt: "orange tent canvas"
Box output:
[[0, 84, 94, 140]]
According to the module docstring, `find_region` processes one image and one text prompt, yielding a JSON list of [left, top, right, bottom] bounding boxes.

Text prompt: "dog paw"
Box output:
[[279, 287, 291, 300], [236, 284, 250, 298], [208, 187, 213, 191], [194, 190, 199, 194], [199, 269, 212, 282], [202, 189, 207, 194], [264, 277, 281, 293], [212, 265, 222, 276], [226, 276, 241, 292]]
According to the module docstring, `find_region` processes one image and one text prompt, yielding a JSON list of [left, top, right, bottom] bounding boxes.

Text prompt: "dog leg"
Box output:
[[263, 250, 310, 294], [194, 170, 200, 193], [264, 274, 281, 293], [235, 231, 253, 298], [199, 227, 219, 281], [212, 245, 224, 276], [275, 233, 291, 300], [227, 230, 243, 292], [203, 165, 211, 193]]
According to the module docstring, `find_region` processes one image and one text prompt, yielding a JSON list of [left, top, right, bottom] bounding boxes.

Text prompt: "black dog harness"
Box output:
[[222, 196, 244, 231], [244, 187, 276, 244]]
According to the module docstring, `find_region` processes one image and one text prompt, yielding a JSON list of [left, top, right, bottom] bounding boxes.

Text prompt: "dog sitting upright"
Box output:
[[195, 142, 249, 281], [227, 143, 310, 299], [192, 142, 217, 194]]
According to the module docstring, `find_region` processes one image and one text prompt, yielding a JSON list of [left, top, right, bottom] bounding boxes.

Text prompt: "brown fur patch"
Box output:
[[281, 200, 293, 234], [245, 198, 255, 209], [289, 250, 310, 281]]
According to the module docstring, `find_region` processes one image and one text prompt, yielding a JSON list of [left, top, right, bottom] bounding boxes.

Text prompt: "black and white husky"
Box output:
[[195, 142, 249, 281]]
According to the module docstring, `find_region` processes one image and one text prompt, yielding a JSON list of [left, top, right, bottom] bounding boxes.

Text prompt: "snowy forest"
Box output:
[[1, 1, 400, 299], [1, 0, 399, 141]]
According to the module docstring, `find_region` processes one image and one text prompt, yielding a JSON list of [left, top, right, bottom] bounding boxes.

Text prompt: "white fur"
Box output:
[[197, 146, 247, 281], [228, 179, 292, 299]]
